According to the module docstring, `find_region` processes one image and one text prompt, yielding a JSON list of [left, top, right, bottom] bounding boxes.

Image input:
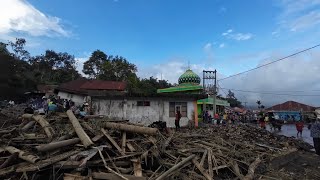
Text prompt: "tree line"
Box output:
[[0, 38, 172, 100]]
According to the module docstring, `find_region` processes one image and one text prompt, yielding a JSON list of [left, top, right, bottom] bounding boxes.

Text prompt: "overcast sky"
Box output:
[[1, 0, 320, 107]]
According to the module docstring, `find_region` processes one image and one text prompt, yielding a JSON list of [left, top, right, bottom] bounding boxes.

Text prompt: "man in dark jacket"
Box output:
[[175, 110, 182, 131], [311, 118, 320, 155]]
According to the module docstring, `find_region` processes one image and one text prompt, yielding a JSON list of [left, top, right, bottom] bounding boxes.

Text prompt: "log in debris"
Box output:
[[104, 122, 158, 135], [22, 114, 55, 139], [4, 146, 40, 163], [35, 138, 80, 152], [0, 105, 317, 180], [66, 110, 93, 147]]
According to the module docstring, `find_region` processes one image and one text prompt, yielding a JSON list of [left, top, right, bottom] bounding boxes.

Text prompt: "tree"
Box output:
[[0, 42, 9, 55], [29, 50, 80, 83], [8, 38, 30, 61], [226, 90, 242, 107], [256, 100, 265, 110], [82, 50, 107, 79]]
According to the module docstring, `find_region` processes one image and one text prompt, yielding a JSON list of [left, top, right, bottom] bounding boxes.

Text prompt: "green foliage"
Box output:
[[226, 90, 243, 107], [82, 50, 107, 78], [29, 50, 80, 84]]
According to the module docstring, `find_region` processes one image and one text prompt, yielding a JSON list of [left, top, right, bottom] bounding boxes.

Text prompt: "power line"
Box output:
[[219, 87, 320, 97], [218, 43, 320, 81]]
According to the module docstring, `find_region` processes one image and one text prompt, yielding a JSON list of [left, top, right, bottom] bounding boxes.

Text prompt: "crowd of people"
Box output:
[[25, 96, 91, 118], [202, 110, 251, 125]]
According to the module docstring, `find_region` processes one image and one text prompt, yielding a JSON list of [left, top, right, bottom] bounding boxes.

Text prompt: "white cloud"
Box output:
[[219, 51, 320, 107], [138, 49, 320, 107], [221, 29, 253, 41], [75, 57, 88, 76], [289, 11, 320, 32], [219, 43, 225, 48], [276, 0, 320, 32], [204, 43, 212, 51], [0, 0, 70, 38]]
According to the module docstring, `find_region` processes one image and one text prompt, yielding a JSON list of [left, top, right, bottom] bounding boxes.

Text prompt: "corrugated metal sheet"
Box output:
[[80, 80, 126, 91], [56, 79, 127, 94], [266, 101, 315, 112]]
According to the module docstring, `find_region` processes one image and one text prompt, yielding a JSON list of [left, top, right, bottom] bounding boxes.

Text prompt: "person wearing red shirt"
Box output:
[[296, 121, 304, 137]]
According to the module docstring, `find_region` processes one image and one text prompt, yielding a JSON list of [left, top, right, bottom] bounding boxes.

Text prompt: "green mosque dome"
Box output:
[[178, 69, 201, 85]]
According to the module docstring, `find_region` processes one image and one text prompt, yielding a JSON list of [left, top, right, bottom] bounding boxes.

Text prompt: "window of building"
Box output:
[[169, 102, 187, 117], [137, 101, 150, 106]]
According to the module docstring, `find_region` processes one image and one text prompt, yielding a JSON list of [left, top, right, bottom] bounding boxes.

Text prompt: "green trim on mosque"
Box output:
[[197, 97, 230, 107], [157, 85, 203, 93], [157, 69, 203, 94]]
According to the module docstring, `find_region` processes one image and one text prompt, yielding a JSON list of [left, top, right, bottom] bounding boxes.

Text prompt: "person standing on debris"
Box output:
[[259, 114, 266, 129], [295, 120, 304, 137], [310, 118, 320, 155], [175, 110, 182, 131]]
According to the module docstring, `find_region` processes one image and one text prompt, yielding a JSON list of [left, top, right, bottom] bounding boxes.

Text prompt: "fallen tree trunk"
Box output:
[[66, 110, 93, 148], [104, 122, 158, 135], [35, 138, 80, 152], [243, 157, 261, 180], [92, 172, 146, 180], [21, 121, 35, 132], [4, 146, 40, 163], [155, 154, 195, 180], [0, 152, 18, 169], [22, 114, 55, 139], [16, 150, 79, 172]]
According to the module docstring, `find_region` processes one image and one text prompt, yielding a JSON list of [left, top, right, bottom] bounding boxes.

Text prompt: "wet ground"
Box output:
[[265, 124, 314, 146]]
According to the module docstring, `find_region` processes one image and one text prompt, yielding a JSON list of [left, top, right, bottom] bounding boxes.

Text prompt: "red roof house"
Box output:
[[266, 101, 315, 112]]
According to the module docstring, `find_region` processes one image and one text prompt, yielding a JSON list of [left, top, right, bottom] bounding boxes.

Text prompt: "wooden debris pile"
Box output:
[[0, 109, 314, 180]]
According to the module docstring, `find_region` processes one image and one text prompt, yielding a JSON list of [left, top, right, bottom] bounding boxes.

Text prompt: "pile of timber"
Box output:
[[0, 109, 314, 180]]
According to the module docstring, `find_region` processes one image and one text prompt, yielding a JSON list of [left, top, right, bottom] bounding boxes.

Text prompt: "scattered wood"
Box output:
[[155, 154, 195, 180], [192, 158, 213, 180], [66, 110, 93, 148], [22, 114, 55, 139], [243, 157, 261, 180], [122, 132, 127, 153], [21, 121, 35, 132], [101, 128, 125, 156], [92, 172, 146, 180], [131, 158, 142, 177], [104, 122, 158, 135], [35, 138, 80, 152], [0, 152, 18, 169], [4, 146, 40, 163]]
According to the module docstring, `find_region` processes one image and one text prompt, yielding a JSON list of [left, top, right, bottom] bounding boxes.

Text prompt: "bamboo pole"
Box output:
[[4, 146, 40, 163], [155, 154, 195, 180], [103, 122, 158, 135], [35, 138, 80, 152], [22, 114, 55, 139], [66, 110, 93, 148], [101, 128, 125, 156]]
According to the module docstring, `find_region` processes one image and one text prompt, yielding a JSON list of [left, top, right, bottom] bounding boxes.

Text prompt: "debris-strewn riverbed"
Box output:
[[0, 105, 319, 180]]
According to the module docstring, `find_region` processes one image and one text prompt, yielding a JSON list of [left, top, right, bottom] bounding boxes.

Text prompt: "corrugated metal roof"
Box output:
[[56, 79, 127, 94], [266, 101, 315, 112], [80, 80, 126, 90]]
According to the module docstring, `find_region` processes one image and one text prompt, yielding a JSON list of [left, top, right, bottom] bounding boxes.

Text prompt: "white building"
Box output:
[[55, 78, 206, 127]]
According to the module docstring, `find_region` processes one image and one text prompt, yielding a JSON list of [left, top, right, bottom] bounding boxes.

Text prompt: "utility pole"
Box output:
[[203, 70, 217, 115]]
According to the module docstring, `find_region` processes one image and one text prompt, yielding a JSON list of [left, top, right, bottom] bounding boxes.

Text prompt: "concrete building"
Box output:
[[55, 78, 206, 127]]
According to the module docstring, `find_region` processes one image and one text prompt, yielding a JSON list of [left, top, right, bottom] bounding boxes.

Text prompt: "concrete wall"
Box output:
[[92, 98, 195, 127], [57, 91, 85, 106]]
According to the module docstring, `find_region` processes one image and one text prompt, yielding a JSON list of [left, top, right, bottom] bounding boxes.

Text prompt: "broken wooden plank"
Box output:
[[92, 172, 146, 180], [64, 173, 87, 180], [131, 158, 142, 177], [122, 132, 126, 153], [4, 146, 40, 163], [127, 142, 136, 152], [35, 138, 80, 152], [207, 149, 213, 178], [155, 154, 195, 180], [22, 114, 55, 139], [16, 150, 79, 172], [192, 158, 213, 180], [81, 121, 96, 135], [66, 110, 93, 148], [92, 133, 104, 142], [243, 157, 261, 180], [101, 128, 125, 156], [200, 150, 208, 167], [104, 122, 158, 135]]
